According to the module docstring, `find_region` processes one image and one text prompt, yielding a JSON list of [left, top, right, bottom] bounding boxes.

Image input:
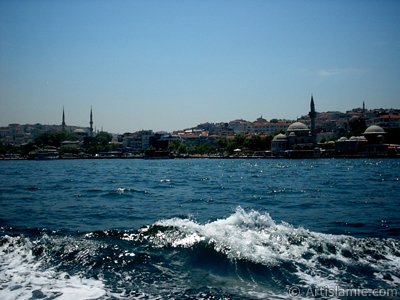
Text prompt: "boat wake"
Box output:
[[0, 235, 106, 300], [1, 207, 399, 299], [148, 207, 400, 294]]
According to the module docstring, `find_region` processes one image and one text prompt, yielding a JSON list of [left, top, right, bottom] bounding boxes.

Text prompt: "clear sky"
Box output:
[[1, 0, 399, 133]]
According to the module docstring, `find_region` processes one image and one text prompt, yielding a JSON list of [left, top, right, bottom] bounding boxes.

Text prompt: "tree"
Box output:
[[190, 142, 215, 155], [272, 129, 285, 136], [34, 131, 78, 147], [83, 136, 97, 155], [19, 143, 36, 157], [83, 131, 114, 155], [0, 142, 17, 155], [225, 134, 246, 154], [217, 137, 228, 149], [95, 131, 112, 147], [169, 140, 188, 154], [264, 135, 273, 150], [248, 135, 267, 151]]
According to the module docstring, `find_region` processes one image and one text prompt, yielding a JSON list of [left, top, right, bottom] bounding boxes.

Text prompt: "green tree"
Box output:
[[95, 131, 112, 147], [190, 142, 215, 155], [0, 142, 17, 155], [19, 142, 37, 157], [226, 134, 247, 153], [35, 131, 78, 147], [217, 137, 228, 149], [169, 140, 188, 154], [264, 135, 273, 150], [83, 131, 113, 155], [272, 129, 285, 136], [248, 135, 268, 151]]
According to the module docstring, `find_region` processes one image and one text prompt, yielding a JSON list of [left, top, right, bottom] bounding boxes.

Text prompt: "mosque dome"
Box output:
[[363, 125, 386, 143], [349, 136, 368, 141], [73, 128, 87, 134], [363, 125, 386, 135], [272, 133, 287, 141], [287, 122, 309, 132]]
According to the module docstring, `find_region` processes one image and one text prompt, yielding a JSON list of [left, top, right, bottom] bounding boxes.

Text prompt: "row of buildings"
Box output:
[[172, 118, 292, 138], [1, 98, 399, 157], [269, 98, 400, 157], [173, 102, 400, 142], [0, 108, 96, 146]]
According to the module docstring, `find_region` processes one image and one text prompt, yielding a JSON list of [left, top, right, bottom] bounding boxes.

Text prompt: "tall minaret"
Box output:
[[62, 107, 66, 131], [362, 101, 366, 117], [309, 95, 317, 145], [89, 107, 94, 137]]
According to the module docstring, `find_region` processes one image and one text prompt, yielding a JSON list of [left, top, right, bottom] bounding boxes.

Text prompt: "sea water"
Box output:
[[0, 158, 399, 299]]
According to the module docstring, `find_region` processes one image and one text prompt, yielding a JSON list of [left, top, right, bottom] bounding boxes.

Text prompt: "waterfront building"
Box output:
[[60, 140, 80, 149], [72, 128, 88, 139], [271, 133, 287, 156], [271, 95, 317, 156], [363, 125, 386, 144], [335, 124, 399, 156], [286, 121, 314, 150], [122, 130, 153, 152], [362, 125, 391, 155], [150, 132, 181, 150], [335, 136, 368, 155]]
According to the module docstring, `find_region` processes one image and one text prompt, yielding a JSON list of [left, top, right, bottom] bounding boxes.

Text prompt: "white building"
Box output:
[[252, 121, 289, 135], [228, 119, 254, 134]]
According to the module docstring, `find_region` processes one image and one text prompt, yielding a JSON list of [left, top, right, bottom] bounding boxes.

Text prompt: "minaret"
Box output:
[[89, 107, 94, 137], [309, 95, 317, 145], [362, 101, 366, 118], [61, 107, 66, 131]]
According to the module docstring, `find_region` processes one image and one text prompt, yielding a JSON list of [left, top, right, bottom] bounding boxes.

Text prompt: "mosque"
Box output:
[[271, 95, 318, 157], [335, 123, 392, 155], [61, 107, 94, 137], [271, 96, 397, 157]]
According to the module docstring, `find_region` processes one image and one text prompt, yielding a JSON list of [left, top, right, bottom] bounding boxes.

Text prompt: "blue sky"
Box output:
[[1, 0, 399, 133]]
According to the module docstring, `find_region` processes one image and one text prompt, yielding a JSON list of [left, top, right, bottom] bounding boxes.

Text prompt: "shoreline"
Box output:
[[1, 154, 400, 161]]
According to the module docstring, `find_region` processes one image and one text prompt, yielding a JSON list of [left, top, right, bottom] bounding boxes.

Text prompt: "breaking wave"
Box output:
[[149, 207, 400, 293], [0, 235, 106, 300], [1, 207, 399, 299]]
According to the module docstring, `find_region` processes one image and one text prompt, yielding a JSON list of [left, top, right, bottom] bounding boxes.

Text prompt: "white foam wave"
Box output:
[[114, 187, 148, 194], [154, 207, 400, 290], [0, 235, 106, 300]]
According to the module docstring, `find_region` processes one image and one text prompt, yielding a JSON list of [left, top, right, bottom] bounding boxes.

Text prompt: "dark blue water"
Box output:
[[1, 159, 399, 299]]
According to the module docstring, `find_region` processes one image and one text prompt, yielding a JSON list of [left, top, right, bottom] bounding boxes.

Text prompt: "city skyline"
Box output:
[[2, 101, 399, 136], [1, 0, 400, 133]]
